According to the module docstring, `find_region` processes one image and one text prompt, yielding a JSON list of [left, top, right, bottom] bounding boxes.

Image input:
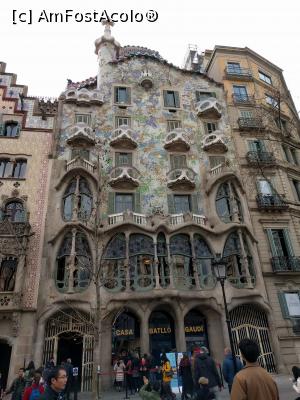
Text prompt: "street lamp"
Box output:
[[212, 254, 237, 373]]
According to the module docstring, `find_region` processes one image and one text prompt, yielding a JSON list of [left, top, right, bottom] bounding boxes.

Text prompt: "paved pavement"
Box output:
[[88, 374, 297, 399]]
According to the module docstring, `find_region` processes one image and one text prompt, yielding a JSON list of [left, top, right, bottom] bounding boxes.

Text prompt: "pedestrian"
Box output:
[[38, 367, 67, 400], [140, 354, 150, 379], [161, 355, 175, 400], [4, 368, 26, 400], [178, 354, 194, 400], [23, 370, 44, 400], [132, 354, 141, 392], [139, 376, 161, 400], [43, 360, 55, 385], [148, 354, 158, 385], [231, 338, 279, 400], [193, 377, 215, 400], [63, 359, 73, 400], [194, 347, 222, 400], [292, 366, 300, 382], [125, 355, 134, 395], [24, 362, 36, 388], [113, 359, 125, 392], [222, 347, 243, 393]]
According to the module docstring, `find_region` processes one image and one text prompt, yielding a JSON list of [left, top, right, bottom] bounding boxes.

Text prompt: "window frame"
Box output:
[[167, 120, 182, 132], [163, 90, 180, 109], [196, 91, 216, 102], [115, 116, 131, 128], [0, 121, 20, 138], [259, 70, 272, 85], [115, 193, 134, 213], [75, 114, 91, 125], [114, 86, 131, 105], [265, 93, 278, 108], [173, 194, 192, 214], [205, 122, 218, 134], [278, 291, 300, 318]]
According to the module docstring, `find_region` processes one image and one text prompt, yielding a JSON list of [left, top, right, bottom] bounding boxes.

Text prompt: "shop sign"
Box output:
[[149, 327, 172, 334], [115, 329, 134, 336], [184, 325, 204, 333]]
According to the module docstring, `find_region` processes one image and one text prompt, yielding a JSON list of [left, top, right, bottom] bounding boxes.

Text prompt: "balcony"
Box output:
[[202, 130, 228, 153], [256, 194, 288, 210], [139, 70, 154, 90], [108, 166, 140, 189], [66, 156, 96, 175], [246, 151, 276, 166], [164, 129, 190, 152], [61, 88, 104, 106], [66, 122, 95, 146], [271, 257, 300, 273], [196, 98, 222, 119], [232, 94, 255, 105], [169, 213, 206, 226], [238, 117, 264, 130], [109, 125, 138, 149], [228, 275, 256, 289], [224, 67, 253, 80], [167, 168, 196, 190]]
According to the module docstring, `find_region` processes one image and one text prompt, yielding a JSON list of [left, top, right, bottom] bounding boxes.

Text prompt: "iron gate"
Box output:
[[43, 310, 95, 391], [229, 304, 276, 373]]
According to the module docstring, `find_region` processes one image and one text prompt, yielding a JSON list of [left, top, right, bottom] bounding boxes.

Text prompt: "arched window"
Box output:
[[62, 177, 92, 221], [223, 231, 254, 286], [102, 233, 126, 291], [129, 234, 154, 290], [0, 257, 18, 291], [216, 182, 243, 223], [56, 230, 91, 293], [5, 201, 26, 222], [194, 234, 215, 288], [157, 233, 170, 287], [170, 234, 193, 289], [2, 122, 20, 137]]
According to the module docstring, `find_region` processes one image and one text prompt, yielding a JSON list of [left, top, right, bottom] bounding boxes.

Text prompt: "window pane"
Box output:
[[63, 195, 74, 221], [115, 194, 133, 213], [258, 180, 272, 195], [75, 114, 91, 125], [240, 110, 253, 118], [167, 120, 181, 131], [227, 63, 241, 73], [259, 71, 272, 85], [174, 195, 191, 213], [115, 116, 131, 127], [117, 88, 128, 103]]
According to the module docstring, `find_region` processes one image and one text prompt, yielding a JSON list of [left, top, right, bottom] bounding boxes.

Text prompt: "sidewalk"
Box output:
[[78, 375, 297, 399]]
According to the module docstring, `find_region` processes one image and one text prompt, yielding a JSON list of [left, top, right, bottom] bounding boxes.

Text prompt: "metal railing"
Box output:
[[271, 256, 300, 272], [256, 194, 288, 209], [238, 117, 263, 129], [246, 151, 275, 165], [232, 94, 255, 104], [225, 67, 252, 78]]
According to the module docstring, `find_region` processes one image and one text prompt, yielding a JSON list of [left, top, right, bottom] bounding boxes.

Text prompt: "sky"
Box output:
[[0, 0, 300, 111]]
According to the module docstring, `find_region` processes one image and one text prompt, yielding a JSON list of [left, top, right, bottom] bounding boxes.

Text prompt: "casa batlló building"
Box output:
[[1, 23, 300, 391]]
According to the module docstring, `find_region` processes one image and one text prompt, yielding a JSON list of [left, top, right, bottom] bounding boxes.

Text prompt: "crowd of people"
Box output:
[[2, 339, 298, 400], [0, 359, 74, 400]]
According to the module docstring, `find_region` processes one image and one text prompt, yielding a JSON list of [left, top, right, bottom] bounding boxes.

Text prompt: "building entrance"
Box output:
[[112, 312, 140, 357], [0, 340, 11, 389], [149, 311, 175, 363], [184, 310, 209, 352], [57, 332, 83, 390]]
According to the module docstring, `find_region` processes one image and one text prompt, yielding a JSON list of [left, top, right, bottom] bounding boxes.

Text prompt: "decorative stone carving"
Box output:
[[167, 168, 196, 190], [108, 166, 140, 189], [11, 312, 20, 337], [196, 98, 222, 119], [139, 70, 154, 90], [202, 130, 228, 153], [164, 129, 190, 152], [109, 125, 138, 149], [66, 122, 95, 146], [61, 88, 104, 106]]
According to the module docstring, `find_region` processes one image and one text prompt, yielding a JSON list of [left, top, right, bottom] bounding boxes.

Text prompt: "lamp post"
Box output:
[[212, 254, 237, 374]]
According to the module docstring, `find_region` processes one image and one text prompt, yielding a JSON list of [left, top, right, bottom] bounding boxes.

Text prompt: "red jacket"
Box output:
[[23, 383, 44, 400]]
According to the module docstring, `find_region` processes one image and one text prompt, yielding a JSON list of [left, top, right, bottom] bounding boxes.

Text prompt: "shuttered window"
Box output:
[[114, 87, 131, 104], [108, 192, 141, 214], [115, 153, 132, 166], [168, 193, 201, 214], [170, 155, 187, 169], [266, 228, 294, 257], [163, 90, 180, 108]]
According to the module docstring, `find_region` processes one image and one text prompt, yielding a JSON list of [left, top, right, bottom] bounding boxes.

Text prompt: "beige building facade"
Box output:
[[0, 62, 57, 387]]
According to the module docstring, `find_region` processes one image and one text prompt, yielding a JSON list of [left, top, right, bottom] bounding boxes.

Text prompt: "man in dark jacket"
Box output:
[[38, 367, 67, 400], [5, 368, 25, 400], [222, 347, 243, 393], [194, 347, 222, 399]]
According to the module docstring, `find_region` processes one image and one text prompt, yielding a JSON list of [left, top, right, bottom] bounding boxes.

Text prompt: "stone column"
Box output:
[[166, 240, 175, 289], [125, 232, 131, 291], [34, 319, 46, 367], [140, 311, 150, 355], [175, 307, 186, 353], [189, 233, 200, 290], [237, 228, 252, 285], [101, 319, 113, 389], [153, 241, 161, 289]]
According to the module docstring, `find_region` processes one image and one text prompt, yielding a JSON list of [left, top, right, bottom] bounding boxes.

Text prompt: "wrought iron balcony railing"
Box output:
[[246, 151, 276, 165], [256, 194, 288, 210], [238, 117, 264, 130], [232, 94, 255, 104], [271, 256, 300, 272], [225, 67, 252, 79]]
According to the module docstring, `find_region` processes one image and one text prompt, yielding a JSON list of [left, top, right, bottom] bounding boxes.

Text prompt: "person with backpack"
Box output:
[[23, 371, 44, 400], [161, 356, 175, 400]]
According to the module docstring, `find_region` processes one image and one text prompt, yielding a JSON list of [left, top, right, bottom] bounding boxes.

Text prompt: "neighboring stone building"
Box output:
[[0, 62, 57, 388], [185, 45, 300, 370], [32, 24, 283, 391]]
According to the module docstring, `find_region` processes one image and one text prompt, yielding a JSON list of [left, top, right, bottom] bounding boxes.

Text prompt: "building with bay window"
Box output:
[[185, 44, 300, 369], [31, 25, 284, 391], [0, 62, 57, 388]]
